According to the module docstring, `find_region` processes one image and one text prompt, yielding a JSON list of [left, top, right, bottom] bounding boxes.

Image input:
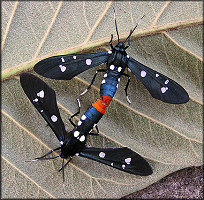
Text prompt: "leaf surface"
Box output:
[[1, 1, 203, 198]]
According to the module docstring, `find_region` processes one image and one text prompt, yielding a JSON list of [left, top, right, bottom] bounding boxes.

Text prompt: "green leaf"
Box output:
[[1, 1, 203, 199]]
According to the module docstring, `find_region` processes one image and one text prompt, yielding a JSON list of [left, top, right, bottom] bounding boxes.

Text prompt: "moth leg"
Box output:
[[26, 147, 61, 162], [69, 98, 81, 127], [80, 69, 106, 96], [109, 34, 114, 49], [89, 124, 100, 136], [122, 73, 131, 104]]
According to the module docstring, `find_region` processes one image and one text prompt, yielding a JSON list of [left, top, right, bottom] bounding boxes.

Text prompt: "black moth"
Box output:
[[20, 72, 152, 189], [34, 10, 189, 104]]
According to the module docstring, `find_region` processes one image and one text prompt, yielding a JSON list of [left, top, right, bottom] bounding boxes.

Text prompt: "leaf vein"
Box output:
[[2, 156, 55, 198]]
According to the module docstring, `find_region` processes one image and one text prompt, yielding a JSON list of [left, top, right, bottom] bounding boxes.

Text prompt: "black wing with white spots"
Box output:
[[128, 57, 189, 104], [20, 72, 67, 142], [34, 51, 110, 80], [79, 146, 153, 176]]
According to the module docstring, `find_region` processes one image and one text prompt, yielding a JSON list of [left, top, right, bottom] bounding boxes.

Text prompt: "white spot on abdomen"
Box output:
[[161, 87, 168, 93], [108, 50, 112, 54], [141, 70, 147, 77], [73, 56, 77, 59], [156, 73, 159, 77], [78, 120, 82, 126], [101, 79, 106, 84], [122, 164, 126, 169], [125, 158, 131, 164], [118, 67, 122, 72], [79, 135, 85, 142], [99, 152, 105, 158], [110, 64, 115, 70], [74, 131, 80, 137], [51, 115, 58, 122], [59, 65, 66, 72], [111, 163, 113, 166], [104, 73, 107, 78], [86, 59, 92, 65], [81, 115, 87, 120], [37, 90, 44, 98]]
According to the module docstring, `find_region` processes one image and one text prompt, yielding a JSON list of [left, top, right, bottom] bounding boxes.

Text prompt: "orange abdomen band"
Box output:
[[92, 96, 112, 114]]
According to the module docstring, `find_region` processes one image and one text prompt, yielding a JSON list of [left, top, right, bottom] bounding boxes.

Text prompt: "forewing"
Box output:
[[128, 57, 189, 104], [79, 147, 152, 176], [20, 72, 67, 142], [34, 51, 110, 80]]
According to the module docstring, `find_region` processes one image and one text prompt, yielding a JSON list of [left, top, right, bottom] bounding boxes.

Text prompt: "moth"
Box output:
[[20, 72, 153, 188], [34, 10, 189, 104]]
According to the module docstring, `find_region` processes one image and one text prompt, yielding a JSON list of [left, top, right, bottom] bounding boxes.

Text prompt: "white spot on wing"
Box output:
[[126, 55, 130, 58], [118, 78, 120, 82], [99, 152, 105, 158], [156, 73, 159, 77], [73, 56, 77, 59], [128, 68, 131, 72], [122, 164, 126, 169], [161, 87, 168, 93], [61, 57, 65, 62], [51, 115, 58, 122], [74, 131, 80, 137], [165, 79, 169, 84], [81, 115, 87, 120], [79, 135, 85, 142], [118, 67, 122, 72], [141, 70, 147, 77], [33, 98, 38, 102], [86, 59, 92, 65], [104, 73, 107, 78], [125, 158, 131, 164], [101, 79, 106, 84], [37, 90, 44, 98], [59, 65, 66, 72], [40, 110, 43, 113], [108, 50, 112, 54], [111, 163, 113, 166], [60, 141, 64, 145]]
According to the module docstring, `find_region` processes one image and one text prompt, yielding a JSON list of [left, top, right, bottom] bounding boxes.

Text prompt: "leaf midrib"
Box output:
[[1, 18, 203, 82]]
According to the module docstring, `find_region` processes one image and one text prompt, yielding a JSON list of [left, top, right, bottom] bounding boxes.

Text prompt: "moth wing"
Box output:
[[20, 72, 67, 142], [128, 57, 189, 104], [79, 146, 152, 176], [34, 51, 110, 80]]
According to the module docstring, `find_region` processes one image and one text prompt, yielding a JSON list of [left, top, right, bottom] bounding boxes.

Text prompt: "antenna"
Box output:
[[59, 157, 72, 194], [113, 8, 120, 42], [124, 15, 145, 43]]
